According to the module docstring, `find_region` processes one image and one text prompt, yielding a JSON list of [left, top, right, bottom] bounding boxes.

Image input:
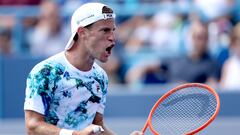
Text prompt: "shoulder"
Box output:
[[92, 63, 109, 94], [29, 52, 66, 76], [92, 62, 108, 79], [93, 62, 106, 73]]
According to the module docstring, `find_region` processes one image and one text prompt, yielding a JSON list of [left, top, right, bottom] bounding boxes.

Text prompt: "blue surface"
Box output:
[[0, 57, 240, 135], [104, 91, 240, 118], [0, 56, 42, 118], [0, 117, 240, 135], [0, 56, 3, 118], [0, 56, 240, 118]]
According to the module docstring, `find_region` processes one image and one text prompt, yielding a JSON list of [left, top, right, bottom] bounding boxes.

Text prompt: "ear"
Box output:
[[76, 27, 86, 39], [76, 27, 85, 34]]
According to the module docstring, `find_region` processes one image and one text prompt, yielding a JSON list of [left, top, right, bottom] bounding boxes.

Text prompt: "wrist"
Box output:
[[59, 129, 74, 135], [72, 130, 79, 135]]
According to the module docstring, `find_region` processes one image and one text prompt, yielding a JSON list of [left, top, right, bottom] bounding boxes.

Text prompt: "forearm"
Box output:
[[26, 120, 93, 135], [25, 110, 67, 135], [26, 119, 61, 135], [25, 110, 98, 135]]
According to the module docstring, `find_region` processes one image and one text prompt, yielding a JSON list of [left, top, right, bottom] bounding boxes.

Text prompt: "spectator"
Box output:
[[125, 21, 220, 87], [119, 10, 185, 86], [194, 0, 234, 57], [27, 0, 69, 57], [124, 11, 183, 55], [220, 22, 240, 90], [0, 27, 13, 55]]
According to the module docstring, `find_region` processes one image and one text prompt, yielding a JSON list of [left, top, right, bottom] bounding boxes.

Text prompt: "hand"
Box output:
[[130, 131, 143, 135], [73, 124, 104, 135]]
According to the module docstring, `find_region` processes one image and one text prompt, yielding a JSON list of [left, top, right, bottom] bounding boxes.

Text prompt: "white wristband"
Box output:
[[92, 125, 104, 134], [59, 129, 74, 135]]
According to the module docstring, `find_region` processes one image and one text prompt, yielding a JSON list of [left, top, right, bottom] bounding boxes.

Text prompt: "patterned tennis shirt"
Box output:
[[24, 51, 108, 130]]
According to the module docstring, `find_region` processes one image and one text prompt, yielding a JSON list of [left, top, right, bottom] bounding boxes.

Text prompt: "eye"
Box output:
[[102, 28, 111, 33]]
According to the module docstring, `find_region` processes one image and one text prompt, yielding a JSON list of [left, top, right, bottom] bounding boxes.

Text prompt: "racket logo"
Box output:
[[162, 93, 212, 117]]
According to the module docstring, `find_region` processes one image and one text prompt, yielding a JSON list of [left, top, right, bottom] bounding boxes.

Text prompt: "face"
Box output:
[[191, 23, 208, 54], [83, 19, 116, 63], [231, 24, 240, 57], [40, 1, 61, 32]]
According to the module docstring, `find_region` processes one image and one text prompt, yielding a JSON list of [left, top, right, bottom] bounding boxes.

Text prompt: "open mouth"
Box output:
[[106, 45, 114, 54]]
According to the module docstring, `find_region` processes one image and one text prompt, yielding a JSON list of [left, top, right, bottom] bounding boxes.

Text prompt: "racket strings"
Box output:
[[151, 87, 217, 135]]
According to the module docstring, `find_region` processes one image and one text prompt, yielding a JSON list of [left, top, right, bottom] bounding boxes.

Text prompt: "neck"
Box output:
[[190, 50, 206, 60], [65, 50, 94, 71], [191, 52, 200, 60]]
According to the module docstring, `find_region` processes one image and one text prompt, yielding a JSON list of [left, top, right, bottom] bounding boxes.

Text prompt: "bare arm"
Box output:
[[25, 110, 61, 135], [25, 110, 98, 135]]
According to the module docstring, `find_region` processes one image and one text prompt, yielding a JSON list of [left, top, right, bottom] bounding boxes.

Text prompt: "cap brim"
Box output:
[[65, 32, 76, 50]]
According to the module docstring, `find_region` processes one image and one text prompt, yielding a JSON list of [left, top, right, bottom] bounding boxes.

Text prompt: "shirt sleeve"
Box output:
[[97, 69, 108, 114], [97, 95, 106, 114], [23, 64, 55, 115], [24, 87, 45, 115], [24, 72, 45, 115]]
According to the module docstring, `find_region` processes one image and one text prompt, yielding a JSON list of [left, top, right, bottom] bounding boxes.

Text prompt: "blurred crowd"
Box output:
[[1, 0, 240, 90]]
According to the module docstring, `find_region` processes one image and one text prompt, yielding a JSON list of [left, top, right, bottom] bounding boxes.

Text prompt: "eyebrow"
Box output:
[[99, 26, 116, 31]]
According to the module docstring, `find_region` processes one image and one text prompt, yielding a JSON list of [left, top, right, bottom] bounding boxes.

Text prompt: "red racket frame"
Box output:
[[141, 83, 220, 135]]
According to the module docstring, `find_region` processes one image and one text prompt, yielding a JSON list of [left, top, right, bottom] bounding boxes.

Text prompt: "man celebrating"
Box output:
[[24, 2, 142, 135]]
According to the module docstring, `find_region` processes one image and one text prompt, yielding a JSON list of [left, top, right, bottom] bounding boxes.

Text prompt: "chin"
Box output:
[[98, 58, 108, 63]]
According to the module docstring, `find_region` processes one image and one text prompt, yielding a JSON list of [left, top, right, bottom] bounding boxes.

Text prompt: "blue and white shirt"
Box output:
[[24, 52, 108, 130]]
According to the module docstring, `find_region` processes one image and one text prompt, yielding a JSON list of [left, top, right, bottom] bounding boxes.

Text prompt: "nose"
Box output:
[[108, 31, 116, 42]]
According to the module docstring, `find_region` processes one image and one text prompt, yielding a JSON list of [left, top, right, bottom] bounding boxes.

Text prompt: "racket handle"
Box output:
[[141, 120, 148, 133]]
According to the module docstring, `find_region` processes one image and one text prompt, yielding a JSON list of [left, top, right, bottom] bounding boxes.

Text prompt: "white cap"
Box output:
[[65, 2, 116, 50]]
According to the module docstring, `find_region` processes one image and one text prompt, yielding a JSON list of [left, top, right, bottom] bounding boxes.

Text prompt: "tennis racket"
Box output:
[[142, 83, 220, 135]]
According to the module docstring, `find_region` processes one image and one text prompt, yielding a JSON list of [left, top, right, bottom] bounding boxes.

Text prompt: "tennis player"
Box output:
[[24, 2, 142, 135]]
